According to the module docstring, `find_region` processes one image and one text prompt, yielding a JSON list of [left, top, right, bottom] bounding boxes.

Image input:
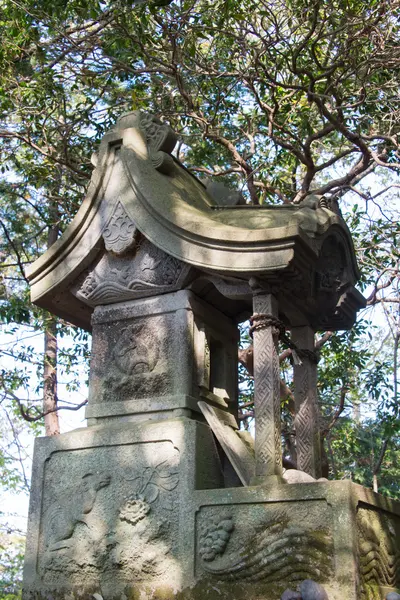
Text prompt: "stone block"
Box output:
[[23, 418, 223, 599], [24, 425, 400, 600], [86, 290, 238, 423], [190, 481, 400, 600]]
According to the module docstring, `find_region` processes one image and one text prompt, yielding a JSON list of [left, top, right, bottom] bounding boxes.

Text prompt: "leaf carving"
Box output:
[[123, 460, 179, 503], [144, 482, 160, 504]]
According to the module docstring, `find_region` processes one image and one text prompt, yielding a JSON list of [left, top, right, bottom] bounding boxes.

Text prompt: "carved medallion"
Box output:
[[113, 322, 159, 375], [98, 315, 171, 403]]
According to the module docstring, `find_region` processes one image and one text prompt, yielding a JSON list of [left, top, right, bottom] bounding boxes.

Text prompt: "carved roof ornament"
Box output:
[[73, 236, 189, 307], [103, 201, 137, 255], [118, 111, 177, 174], [27, 110, 365, 331]]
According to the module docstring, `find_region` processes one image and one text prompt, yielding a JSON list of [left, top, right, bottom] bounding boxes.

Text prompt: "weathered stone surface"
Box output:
[[251, 289, 282, 481], [195, 498, 334, 586], [299, 579, 329, 600], [386, 593, 400, 600], [190, 481, 400, 600], [197, 400, 255, 486], [24, 431, 400, 600], [23, 419, 224, 599], [205, 180, 245, 206], [283, 469, 316, 484], [23, 112, 396, 600], [74, 233, 191, 306], [292, 325, 321, 479], [281, 590, 302, 600], [86, 290, 239, 423], [358, 506, 400, 598], [40, 443, 180, 586]]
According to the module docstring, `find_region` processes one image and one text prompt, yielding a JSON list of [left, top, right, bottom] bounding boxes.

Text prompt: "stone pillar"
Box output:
[[251, 290, 282, 481], [292, 326, 321, 478]]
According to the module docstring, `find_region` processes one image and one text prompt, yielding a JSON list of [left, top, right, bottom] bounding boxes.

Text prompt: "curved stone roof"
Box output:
[[27, 112, 365, 331]]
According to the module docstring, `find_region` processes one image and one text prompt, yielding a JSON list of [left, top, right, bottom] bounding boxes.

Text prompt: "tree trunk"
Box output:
[[43, 316, 59, 436], [43, 219, 60, 436]]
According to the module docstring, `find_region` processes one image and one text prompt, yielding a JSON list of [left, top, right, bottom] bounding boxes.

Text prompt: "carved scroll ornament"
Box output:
[[139, 112, 177, 174]]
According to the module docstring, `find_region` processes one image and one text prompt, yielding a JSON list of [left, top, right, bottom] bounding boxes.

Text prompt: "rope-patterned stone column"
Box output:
[[292, 326, 321, 479], [251, 290, 283, 480]]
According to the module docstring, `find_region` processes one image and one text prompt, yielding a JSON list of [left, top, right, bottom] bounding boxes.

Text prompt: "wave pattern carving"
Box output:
[[75, 236, 186, 305], [200, 510, 333, 584], [358, 507, 400, 599]]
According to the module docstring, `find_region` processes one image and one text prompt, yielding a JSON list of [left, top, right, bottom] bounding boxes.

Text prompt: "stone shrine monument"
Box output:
[[24, 112, 400, 600]]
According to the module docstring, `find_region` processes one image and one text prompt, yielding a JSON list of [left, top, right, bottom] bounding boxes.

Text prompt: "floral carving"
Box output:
[[118, 459, 179, 529], [119, 497, 151, 525], [102, 202, 137, 256], [125, 460, 180, 505]]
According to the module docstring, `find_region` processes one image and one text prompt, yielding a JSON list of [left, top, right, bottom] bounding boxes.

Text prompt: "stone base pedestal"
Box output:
[[191, 480, 400, 600], [23, 420, 400, 600], [23, 418, 224, 600]]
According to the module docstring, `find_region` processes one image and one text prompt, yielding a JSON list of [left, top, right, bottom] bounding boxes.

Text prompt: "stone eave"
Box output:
[[26, 117, 362, 329]]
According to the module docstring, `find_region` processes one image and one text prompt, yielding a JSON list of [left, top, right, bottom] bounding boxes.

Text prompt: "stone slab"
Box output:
[[23, 418, 224, 600], [198, 400, 255, 487], [24, 429, 400, 600], [190, 481, 400, 600], [85, 394, 201, 420]]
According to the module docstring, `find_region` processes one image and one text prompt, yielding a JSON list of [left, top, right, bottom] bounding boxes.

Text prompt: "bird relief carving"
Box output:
[[40, 471, 112, 576], [44, 472, 111, 554]]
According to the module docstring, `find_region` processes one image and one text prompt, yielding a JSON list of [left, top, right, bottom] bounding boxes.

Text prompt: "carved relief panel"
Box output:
[[196, 501, 334, 591], [37, 442, 180, 593], [314, 234, 348, 320], [88, 291, 240, 419], [89, 313, 172, 405], [357, 505, 400, 599], [73, 206, 190, 307]]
